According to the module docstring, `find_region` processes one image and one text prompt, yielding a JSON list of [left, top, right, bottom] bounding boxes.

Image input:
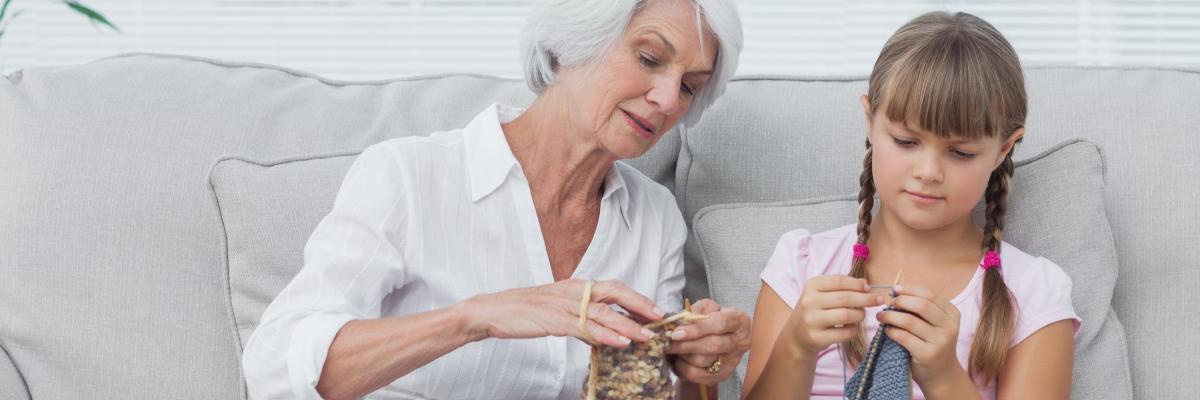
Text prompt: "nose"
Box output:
[[913, 150, 944, 183], [646, 75, 682, 117]]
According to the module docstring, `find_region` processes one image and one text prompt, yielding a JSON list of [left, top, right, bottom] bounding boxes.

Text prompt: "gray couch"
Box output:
[[1, 53, 1195, 399]]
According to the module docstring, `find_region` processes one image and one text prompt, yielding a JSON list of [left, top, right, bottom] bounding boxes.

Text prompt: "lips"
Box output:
[[622, 110, 656, 139], [904, 190, 943, 204]]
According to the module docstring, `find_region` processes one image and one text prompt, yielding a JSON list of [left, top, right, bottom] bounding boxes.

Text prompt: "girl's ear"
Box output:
[[996, 127, 1025, 168], [860, 95, 874, 142]]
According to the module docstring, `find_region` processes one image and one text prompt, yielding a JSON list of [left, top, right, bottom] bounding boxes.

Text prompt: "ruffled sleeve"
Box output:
[[759, 229, 814, 308]]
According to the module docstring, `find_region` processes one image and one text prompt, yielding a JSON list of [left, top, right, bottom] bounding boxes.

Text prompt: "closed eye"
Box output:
[[638, 53, 659, 68], [952, 149, 977, 159], [893, 137, 916, 147]]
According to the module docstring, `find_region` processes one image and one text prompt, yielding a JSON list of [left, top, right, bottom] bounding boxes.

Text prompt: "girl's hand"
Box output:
[[876, 285, 964, 387], [788, 275, 886, 355], [666, 299, 752, 385], [460, 279, 665, 348]]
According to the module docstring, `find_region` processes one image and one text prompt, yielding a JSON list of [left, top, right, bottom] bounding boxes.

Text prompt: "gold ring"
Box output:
[[578, 280, 597, 345], [706, 355, 722, 374]]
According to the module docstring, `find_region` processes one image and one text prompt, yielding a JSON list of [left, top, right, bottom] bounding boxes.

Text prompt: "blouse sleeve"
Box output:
[[759, 229, 814, 308], [1011, 257, 1082, 346], [242, 143, 412, 400]]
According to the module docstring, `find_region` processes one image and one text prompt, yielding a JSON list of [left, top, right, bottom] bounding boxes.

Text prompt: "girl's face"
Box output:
[[860, 95, 1023, 231]]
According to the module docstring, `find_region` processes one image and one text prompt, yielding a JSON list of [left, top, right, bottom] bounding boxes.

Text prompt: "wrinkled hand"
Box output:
[[876, 285, 963, 386], [788, 275, 886, 355], [666, 299, 751, 385], [461, 279, 665, 348]]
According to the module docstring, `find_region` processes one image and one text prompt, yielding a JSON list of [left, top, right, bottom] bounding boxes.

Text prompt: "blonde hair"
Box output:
[[844, 11, 1026, 383]]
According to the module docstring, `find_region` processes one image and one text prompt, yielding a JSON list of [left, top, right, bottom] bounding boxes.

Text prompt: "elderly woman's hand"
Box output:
[[459, 279, 666, 348], [666, 299, 752, 385]]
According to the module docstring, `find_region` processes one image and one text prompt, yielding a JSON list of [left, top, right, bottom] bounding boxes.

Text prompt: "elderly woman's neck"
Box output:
[[502, 100, 616, 214]]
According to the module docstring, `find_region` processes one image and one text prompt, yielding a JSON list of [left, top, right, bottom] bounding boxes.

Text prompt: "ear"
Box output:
[[860, 95, 872, 124], [995, 127, 1025, 168], [860, 95, 874, 143]]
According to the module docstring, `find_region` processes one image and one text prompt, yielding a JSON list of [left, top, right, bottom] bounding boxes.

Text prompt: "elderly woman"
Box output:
[[242, 0, 747, 399]]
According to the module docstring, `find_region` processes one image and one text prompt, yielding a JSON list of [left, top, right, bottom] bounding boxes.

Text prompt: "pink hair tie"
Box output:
[[853, 243, 870, 261], [981, 251, 1001, 271]]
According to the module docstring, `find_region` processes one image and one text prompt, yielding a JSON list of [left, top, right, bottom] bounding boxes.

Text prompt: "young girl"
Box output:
[[742, 12, 1080, 400]]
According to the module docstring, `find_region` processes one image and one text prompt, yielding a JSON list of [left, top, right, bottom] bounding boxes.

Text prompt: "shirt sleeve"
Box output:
[[1012, 257, 1082, 347], [242, 143, 411, 400], [759, 229, 814, 308], [654, 197, 687, 313]]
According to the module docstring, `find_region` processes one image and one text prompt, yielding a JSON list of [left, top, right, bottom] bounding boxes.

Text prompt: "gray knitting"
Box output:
[[844, 324, 912, 399]]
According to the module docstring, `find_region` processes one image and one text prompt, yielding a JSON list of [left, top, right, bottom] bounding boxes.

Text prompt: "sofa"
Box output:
[[1, 53, 1196, 399]]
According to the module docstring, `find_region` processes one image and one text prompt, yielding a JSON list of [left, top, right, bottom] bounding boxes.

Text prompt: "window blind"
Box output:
[[2, 0, 1198, 79]]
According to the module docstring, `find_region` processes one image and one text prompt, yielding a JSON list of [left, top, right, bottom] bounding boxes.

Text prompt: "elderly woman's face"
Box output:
[[558, 0, 718, 159]]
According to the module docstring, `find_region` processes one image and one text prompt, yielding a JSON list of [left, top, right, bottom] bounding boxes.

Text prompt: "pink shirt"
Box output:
[[760, 224, 1081, 400]]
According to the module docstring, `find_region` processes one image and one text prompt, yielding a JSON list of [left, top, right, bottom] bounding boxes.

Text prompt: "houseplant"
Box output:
[[0, 0, 118, 46]]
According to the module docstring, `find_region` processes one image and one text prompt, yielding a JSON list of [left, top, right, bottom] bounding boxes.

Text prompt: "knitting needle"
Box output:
[[868, 268, 904, 309], [685, 299, 711, 400], [642, 308, 708, 330], [867, 269, 904, 289]]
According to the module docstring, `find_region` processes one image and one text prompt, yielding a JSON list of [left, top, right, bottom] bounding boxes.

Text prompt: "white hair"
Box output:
[[520, 0, 743, 128]]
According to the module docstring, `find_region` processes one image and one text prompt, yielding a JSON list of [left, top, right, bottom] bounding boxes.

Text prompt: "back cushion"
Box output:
[[694, 140, 1130, 400]]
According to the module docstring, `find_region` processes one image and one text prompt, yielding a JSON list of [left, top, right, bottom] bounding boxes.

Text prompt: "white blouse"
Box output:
[[242, 104, 687, 400]]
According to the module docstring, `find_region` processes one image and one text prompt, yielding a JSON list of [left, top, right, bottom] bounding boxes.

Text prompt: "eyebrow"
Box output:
[[889, 121, 916, 136], [892, 124, 980, 144], [651, 31, 676, 56], [648, 31, 714, 77]]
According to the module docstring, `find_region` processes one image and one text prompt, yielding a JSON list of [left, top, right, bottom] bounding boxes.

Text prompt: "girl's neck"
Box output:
[[869, 208, 985, 275]]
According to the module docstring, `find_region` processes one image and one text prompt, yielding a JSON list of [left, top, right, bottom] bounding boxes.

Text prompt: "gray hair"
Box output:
[[521, 0, 743, 127]]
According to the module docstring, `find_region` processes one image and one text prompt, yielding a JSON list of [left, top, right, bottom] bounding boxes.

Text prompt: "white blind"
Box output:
[[2, 0, 1199, 79], [737, 0, 1200, 75]]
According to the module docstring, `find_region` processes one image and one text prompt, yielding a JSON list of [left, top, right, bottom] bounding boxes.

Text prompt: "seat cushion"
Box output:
[[694, 139, 1131, 400]]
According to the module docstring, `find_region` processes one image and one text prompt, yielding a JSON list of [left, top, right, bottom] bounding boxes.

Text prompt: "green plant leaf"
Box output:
[[0, 9, 24, 33], [63, 1, 120, 33], [0, 10, 25, 46], [0, 0, 14, 24]]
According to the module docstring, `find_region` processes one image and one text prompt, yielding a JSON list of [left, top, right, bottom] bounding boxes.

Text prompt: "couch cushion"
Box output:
[[211, 141, 687, 352], [694, 140, 1130, 399], [0, 52, 680, 399], [677, 68, 1200, 399], [0, 342, 30, 400], [210, 153, 357, 348], [211, 151, 685, 352]]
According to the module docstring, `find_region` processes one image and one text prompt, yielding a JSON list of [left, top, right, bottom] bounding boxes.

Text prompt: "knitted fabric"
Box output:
[[844, 321, 912, 399]]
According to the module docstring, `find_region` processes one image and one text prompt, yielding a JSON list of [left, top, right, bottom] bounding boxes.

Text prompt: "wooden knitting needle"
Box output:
[[868, 268, 904, 289], [686, 300, 706, 400], [642, 307, 709, 330]]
